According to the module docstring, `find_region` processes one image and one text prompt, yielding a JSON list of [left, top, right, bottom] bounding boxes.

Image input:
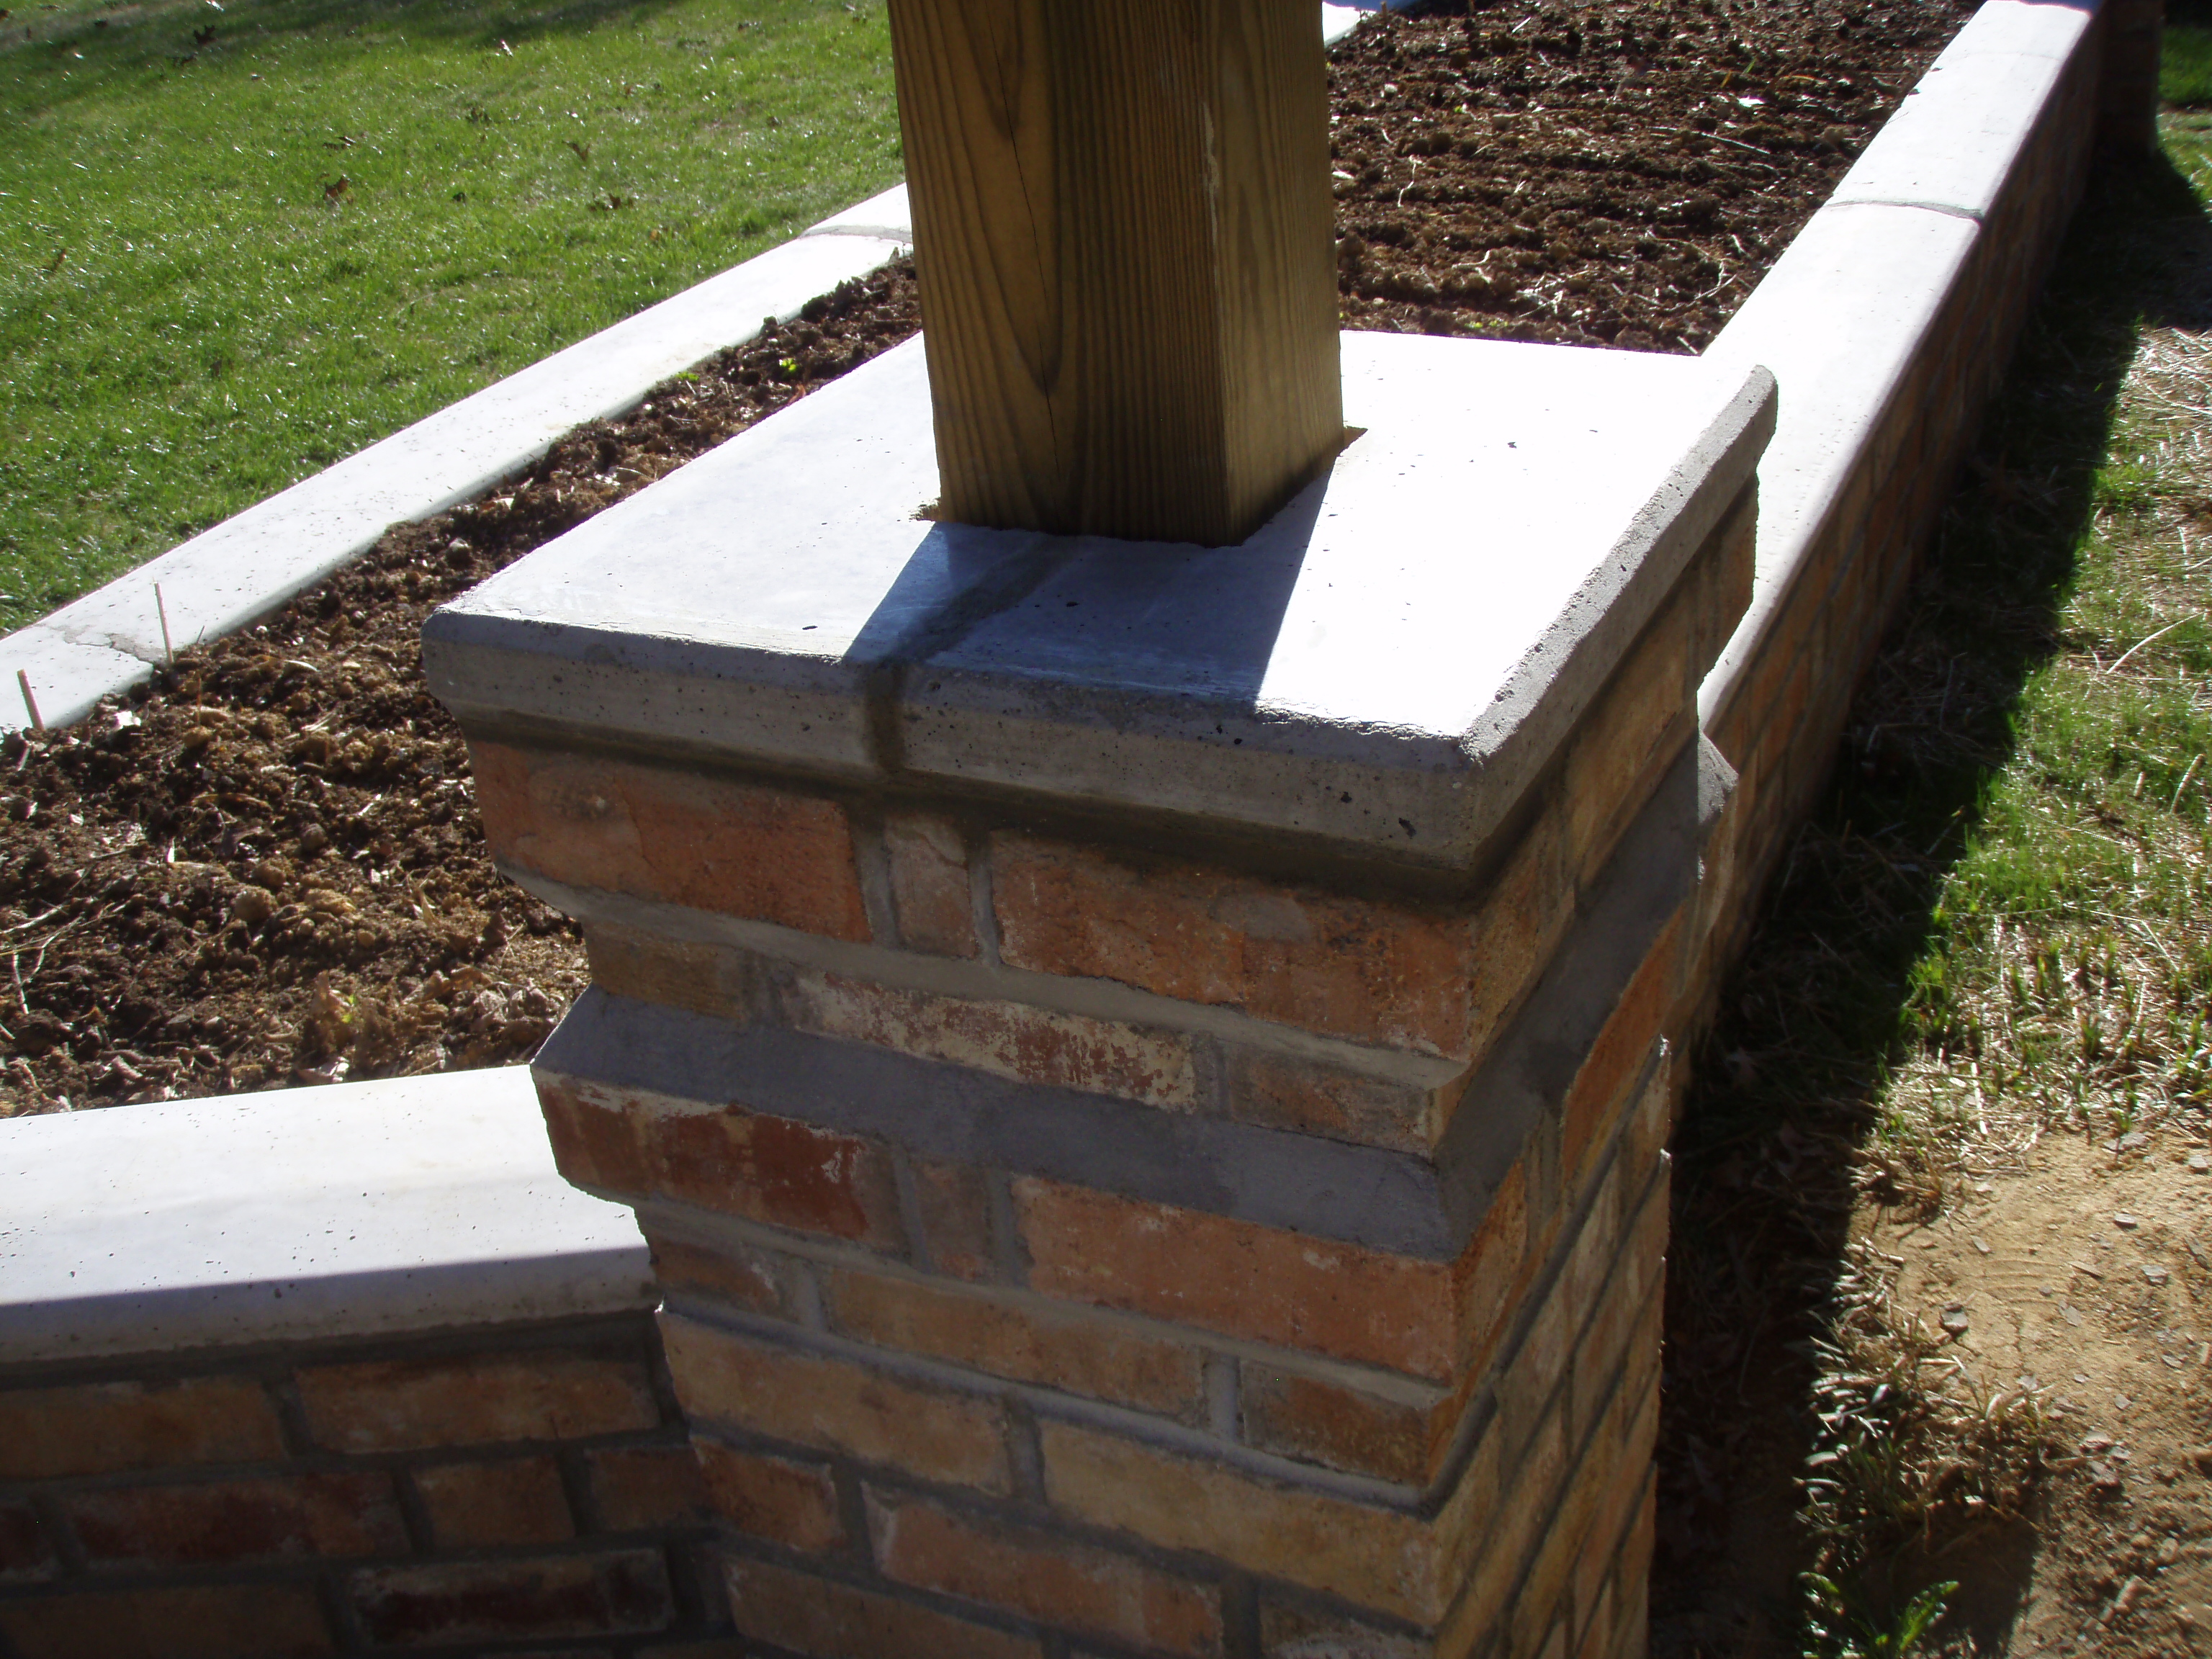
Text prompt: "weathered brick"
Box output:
[[1452, 1160, 1531, 1382], [0, 1376, 283, 1481], [1015, 1177, 1456, 1380], [991, 812, 1565, 1060], [1437, 1403, 1567, 1655], [470, 741, 871, 940], [66, 1472, 405, 1566], [644, 1231, 791, 1319], [1223, 1047, 1444, 1154], [886, 814, 979, 957], [0, 1583, 331, 1659], [661, 1313, 1012, 1494], [1257, 1601, 1429, 1659], [1563, 588, 1694, 887], [0, 1501, 55, 1583], [782, 969, 1197, 1108], [1560, 909, 1684, 1188], [544, 1075, 905, 1249], [297, 1351, 659, 1455], [583, 922, 745, 1022], [351, 1551, 673, 1645], [693, 1439, 841, 1550], [726, 1555, 1043, 1659], [590, 1444, 713, 1533], [1038, 1421, 1449, 1624], [914, 1158, 999, 1282], [1238, 1362, 1453, 1486], [417, 1456, 574, 1550], [822, 1265, 1207, 1421], [868, 1488, 1222, 1658]]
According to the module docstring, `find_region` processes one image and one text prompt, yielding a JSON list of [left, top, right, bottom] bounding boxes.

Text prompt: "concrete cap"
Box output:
[[428, 332, 1772, 879], [0, 1070, 651, 1367]]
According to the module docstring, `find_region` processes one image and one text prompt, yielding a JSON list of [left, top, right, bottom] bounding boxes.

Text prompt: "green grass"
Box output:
[[2167, 0, 2212, 108], [0, 0, 901, 632]]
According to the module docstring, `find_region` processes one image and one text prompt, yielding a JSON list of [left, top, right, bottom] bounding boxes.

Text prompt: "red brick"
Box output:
[[544, 1076, 905, 1248], [417, 1455, 574, 1549], [1452, 1160, 1531, 1382], [297, 1351, 659, 1455], [1238, 1363, 1454, 1486], [644, 1231, 791, 1318], [470, 741, 870, 940], [727, 1555, 1043, 1659], [695, 1439, 842, 1550], [782, 969, 1197, 1107], [868, 1488, 1221, 1657], [1561, 909, 1685, 1187], [351, 1551, 673, 1645], [990, 820, 1564, 1059], [660, 1313, 1012, 1494], [1223, 1047, 1443, 1154], [0, 1376, 283, 1480], [0, 1583, 331, 1659], [66, 1472, 405, 1566], [590, 1443, 714, 1532], [913, 1158, 998, 1282], [886, 814, 979, 956], [1015, 1177, 1457, 1380], [0, 1501, 55, 1583], [822, 1264, 1207, 1421]]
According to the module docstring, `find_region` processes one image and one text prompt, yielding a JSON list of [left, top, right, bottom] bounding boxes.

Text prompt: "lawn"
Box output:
[[0, 0, 901, 634]]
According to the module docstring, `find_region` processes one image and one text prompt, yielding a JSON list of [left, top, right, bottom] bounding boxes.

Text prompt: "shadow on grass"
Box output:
[[1649, 142, 2212, 1658]]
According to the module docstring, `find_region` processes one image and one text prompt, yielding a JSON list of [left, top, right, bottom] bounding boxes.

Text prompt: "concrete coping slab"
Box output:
[[426, 331, 1773, 881], [0, 1069, 651, 1368]]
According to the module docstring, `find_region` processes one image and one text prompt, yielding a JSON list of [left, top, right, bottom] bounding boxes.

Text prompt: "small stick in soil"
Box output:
[[15, 671, 41, 733], [156, 583, 174, 668]]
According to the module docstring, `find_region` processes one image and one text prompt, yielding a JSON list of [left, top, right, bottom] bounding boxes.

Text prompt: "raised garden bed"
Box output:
[[0, 0, 1975, 1115]]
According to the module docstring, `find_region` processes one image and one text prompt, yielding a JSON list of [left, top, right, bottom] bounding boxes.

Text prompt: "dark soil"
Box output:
[[0, 0, 1977, 1115]]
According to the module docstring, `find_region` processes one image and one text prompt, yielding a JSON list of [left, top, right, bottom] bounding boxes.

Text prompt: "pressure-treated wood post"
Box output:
[[885, 0, 1344, 546]]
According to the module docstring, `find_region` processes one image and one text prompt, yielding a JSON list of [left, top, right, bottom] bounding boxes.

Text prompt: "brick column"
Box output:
[[426, 333, 1773, 1658]]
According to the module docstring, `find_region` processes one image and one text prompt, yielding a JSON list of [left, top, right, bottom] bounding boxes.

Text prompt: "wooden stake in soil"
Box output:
[[16, 671, 41, 734], [886, 0, 1343, 546], [155, 583, 174, 670]]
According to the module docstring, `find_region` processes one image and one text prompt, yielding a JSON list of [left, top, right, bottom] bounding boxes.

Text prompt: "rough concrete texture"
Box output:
[[428, 332, 1772, 880], [0, 1069, 651, 1364]]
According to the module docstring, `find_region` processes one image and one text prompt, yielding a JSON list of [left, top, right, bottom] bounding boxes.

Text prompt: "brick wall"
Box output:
[[0, 1316, 725, 1658]]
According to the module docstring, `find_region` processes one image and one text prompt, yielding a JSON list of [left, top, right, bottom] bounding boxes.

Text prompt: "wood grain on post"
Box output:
[[886, 0, 1344, 547]]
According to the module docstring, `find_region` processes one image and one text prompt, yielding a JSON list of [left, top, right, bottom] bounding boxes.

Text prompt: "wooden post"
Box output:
[[886, 0, 1344, 547]]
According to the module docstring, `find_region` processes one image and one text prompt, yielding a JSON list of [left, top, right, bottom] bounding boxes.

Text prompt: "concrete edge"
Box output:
[[1694, 0, 2101, 734], [0, 1068, 652, 1368]]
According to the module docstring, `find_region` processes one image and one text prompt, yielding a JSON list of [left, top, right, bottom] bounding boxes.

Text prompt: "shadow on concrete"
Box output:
[[1649, 137, 2212, 1658]]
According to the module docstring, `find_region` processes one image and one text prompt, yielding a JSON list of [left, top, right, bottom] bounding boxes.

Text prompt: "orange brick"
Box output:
[[660, 1313, 1012, 1494], [590, 1444, 713, 1532], [545, 1074, 904, 1249], [416, 1456, 573, 1549], [583, 922, 742, 1021], [1563, 593, 1694, 886], [644, 1231, 791, 1319], [694, 1439, 842, 1550], [1223, 1047, 1442, 1153], [297, 1351, 659, 1455], [0, 1583, 331, 1659], [470, 741, 870, 940], [782, 969, 1197, 1107], [913, 1158, 998, 1282], [351, 1551, 673, 1645], [727, 1555, 1043, 1659], [885, 814, 979, 957], [1015, 1177, 1456, 1380], [66, 1472, 405, 1566], [1238, 1362, 1453, 1486], [1438, 1403, 1567, 1654], [1561, 909, 1685, 1187], [1452, 1160, 1530, 1382], [1038, 1420, 1449, 1624], [0, 1376, 282, 1481], [868, 1488, 1221, 1657], [0, 1501, 56, 1583], [990, 823, 1563, 1060], [822, 1265, 1207, 1421]]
